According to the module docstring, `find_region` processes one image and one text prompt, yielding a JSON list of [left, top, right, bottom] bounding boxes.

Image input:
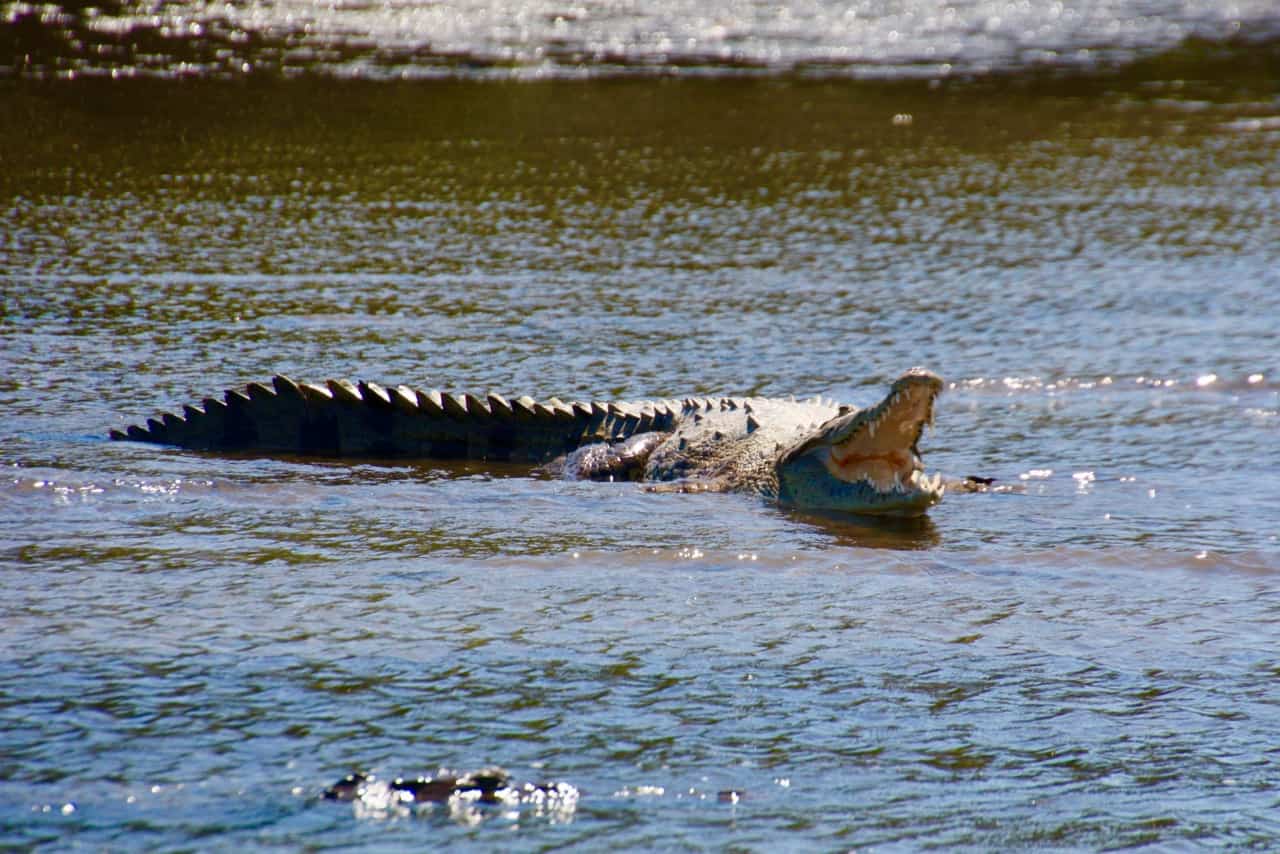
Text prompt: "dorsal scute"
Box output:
[[327, 379, 362, 404], [300, 382, 332, 402], [391, 385, 420, 412], [272, 375, 304, 399], [441, 392, 468, 418], [463, 392, 491, 417], [246, 381, 275, 401], [417, 388, 446, 416], [512, 395, 538, 419], [546, 399, 575, 420], [487, 392, 513, 418], [358, 380, 392, 406]]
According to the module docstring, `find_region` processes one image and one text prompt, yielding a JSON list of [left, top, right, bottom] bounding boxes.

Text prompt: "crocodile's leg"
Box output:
[[547, 432, 666, 482]]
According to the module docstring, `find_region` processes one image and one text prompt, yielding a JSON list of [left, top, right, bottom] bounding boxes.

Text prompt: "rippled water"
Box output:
[[5, 0, 1280, 78], [3, 8, 1280, 848]]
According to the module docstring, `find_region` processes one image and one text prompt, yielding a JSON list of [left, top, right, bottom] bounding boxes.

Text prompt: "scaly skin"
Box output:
[[111, 368, 948, 516]]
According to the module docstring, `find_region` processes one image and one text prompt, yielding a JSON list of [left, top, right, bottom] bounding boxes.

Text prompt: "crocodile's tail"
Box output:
[[110, 375, 680, 463]]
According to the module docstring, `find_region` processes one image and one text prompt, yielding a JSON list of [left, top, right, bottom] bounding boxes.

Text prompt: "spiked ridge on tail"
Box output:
[[110, 375, 678, 463]]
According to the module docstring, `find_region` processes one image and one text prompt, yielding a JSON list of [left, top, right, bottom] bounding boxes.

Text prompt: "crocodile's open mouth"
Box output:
[[822, 374, 944, 500], [780, 368, 945, 509]]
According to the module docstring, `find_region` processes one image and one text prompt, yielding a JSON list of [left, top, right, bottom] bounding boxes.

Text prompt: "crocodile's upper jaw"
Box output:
[[776, 368, 945, 516]]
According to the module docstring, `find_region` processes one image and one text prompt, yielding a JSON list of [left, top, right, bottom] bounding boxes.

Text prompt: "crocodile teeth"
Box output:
[[909, 471, 942, 493]]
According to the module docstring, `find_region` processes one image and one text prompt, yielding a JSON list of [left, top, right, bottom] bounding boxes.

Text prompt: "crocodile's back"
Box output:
[[646, 396, 844, 494]]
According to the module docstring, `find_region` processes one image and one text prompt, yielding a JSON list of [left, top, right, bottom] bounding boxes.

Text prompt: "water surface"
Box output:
[[3, 17, 1280, 850]]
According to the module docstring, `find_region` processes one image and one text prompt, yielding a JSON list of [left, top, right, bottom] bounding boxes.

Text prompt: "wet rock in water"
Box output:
[[323, 772, 369, 802], [387, 775, 467, 804], [323, 767, 579, 815]]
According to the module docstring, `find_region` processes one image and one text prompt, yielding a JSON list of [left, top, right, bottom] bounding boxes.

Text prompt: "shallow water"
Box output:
[[3, 14, 1280, 849]]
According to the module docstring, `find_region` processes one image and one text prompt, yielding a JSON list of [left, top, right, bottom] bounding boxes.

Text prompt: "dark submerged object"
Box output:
[[112, 368, 949, 516], [323, 767, 579, 810]]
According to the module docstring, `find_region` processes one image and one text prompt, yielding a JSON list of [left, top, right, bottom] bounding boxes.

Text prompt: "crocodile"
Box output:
[[110, 367, 949, 516]]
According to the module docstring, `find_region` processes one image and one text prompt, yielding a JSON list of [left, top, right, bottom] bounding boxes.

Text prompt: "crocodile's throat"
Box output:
[[821, 377, 942, 496]]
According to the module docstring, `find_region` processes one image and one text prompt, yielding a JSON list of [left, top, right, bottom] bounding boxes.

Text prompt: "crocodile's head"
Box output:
[[775, 368, 945, 517]]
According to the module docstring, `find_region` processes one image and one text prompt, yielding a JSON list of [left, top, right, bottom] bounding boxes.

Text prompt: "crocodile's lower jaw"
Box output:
[[820, 448, 945, 502], [775, 452, 944, 516]]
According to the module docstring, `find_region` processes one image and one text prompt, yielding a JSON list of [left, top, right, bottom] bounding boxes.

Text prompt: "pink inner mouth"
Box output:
[[817, 378, 941, 494]]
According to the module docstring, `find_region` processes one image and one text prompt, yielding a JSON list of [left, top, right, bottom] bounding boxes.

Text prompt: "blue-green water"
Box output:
[[3, 4, 1280, 848]]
